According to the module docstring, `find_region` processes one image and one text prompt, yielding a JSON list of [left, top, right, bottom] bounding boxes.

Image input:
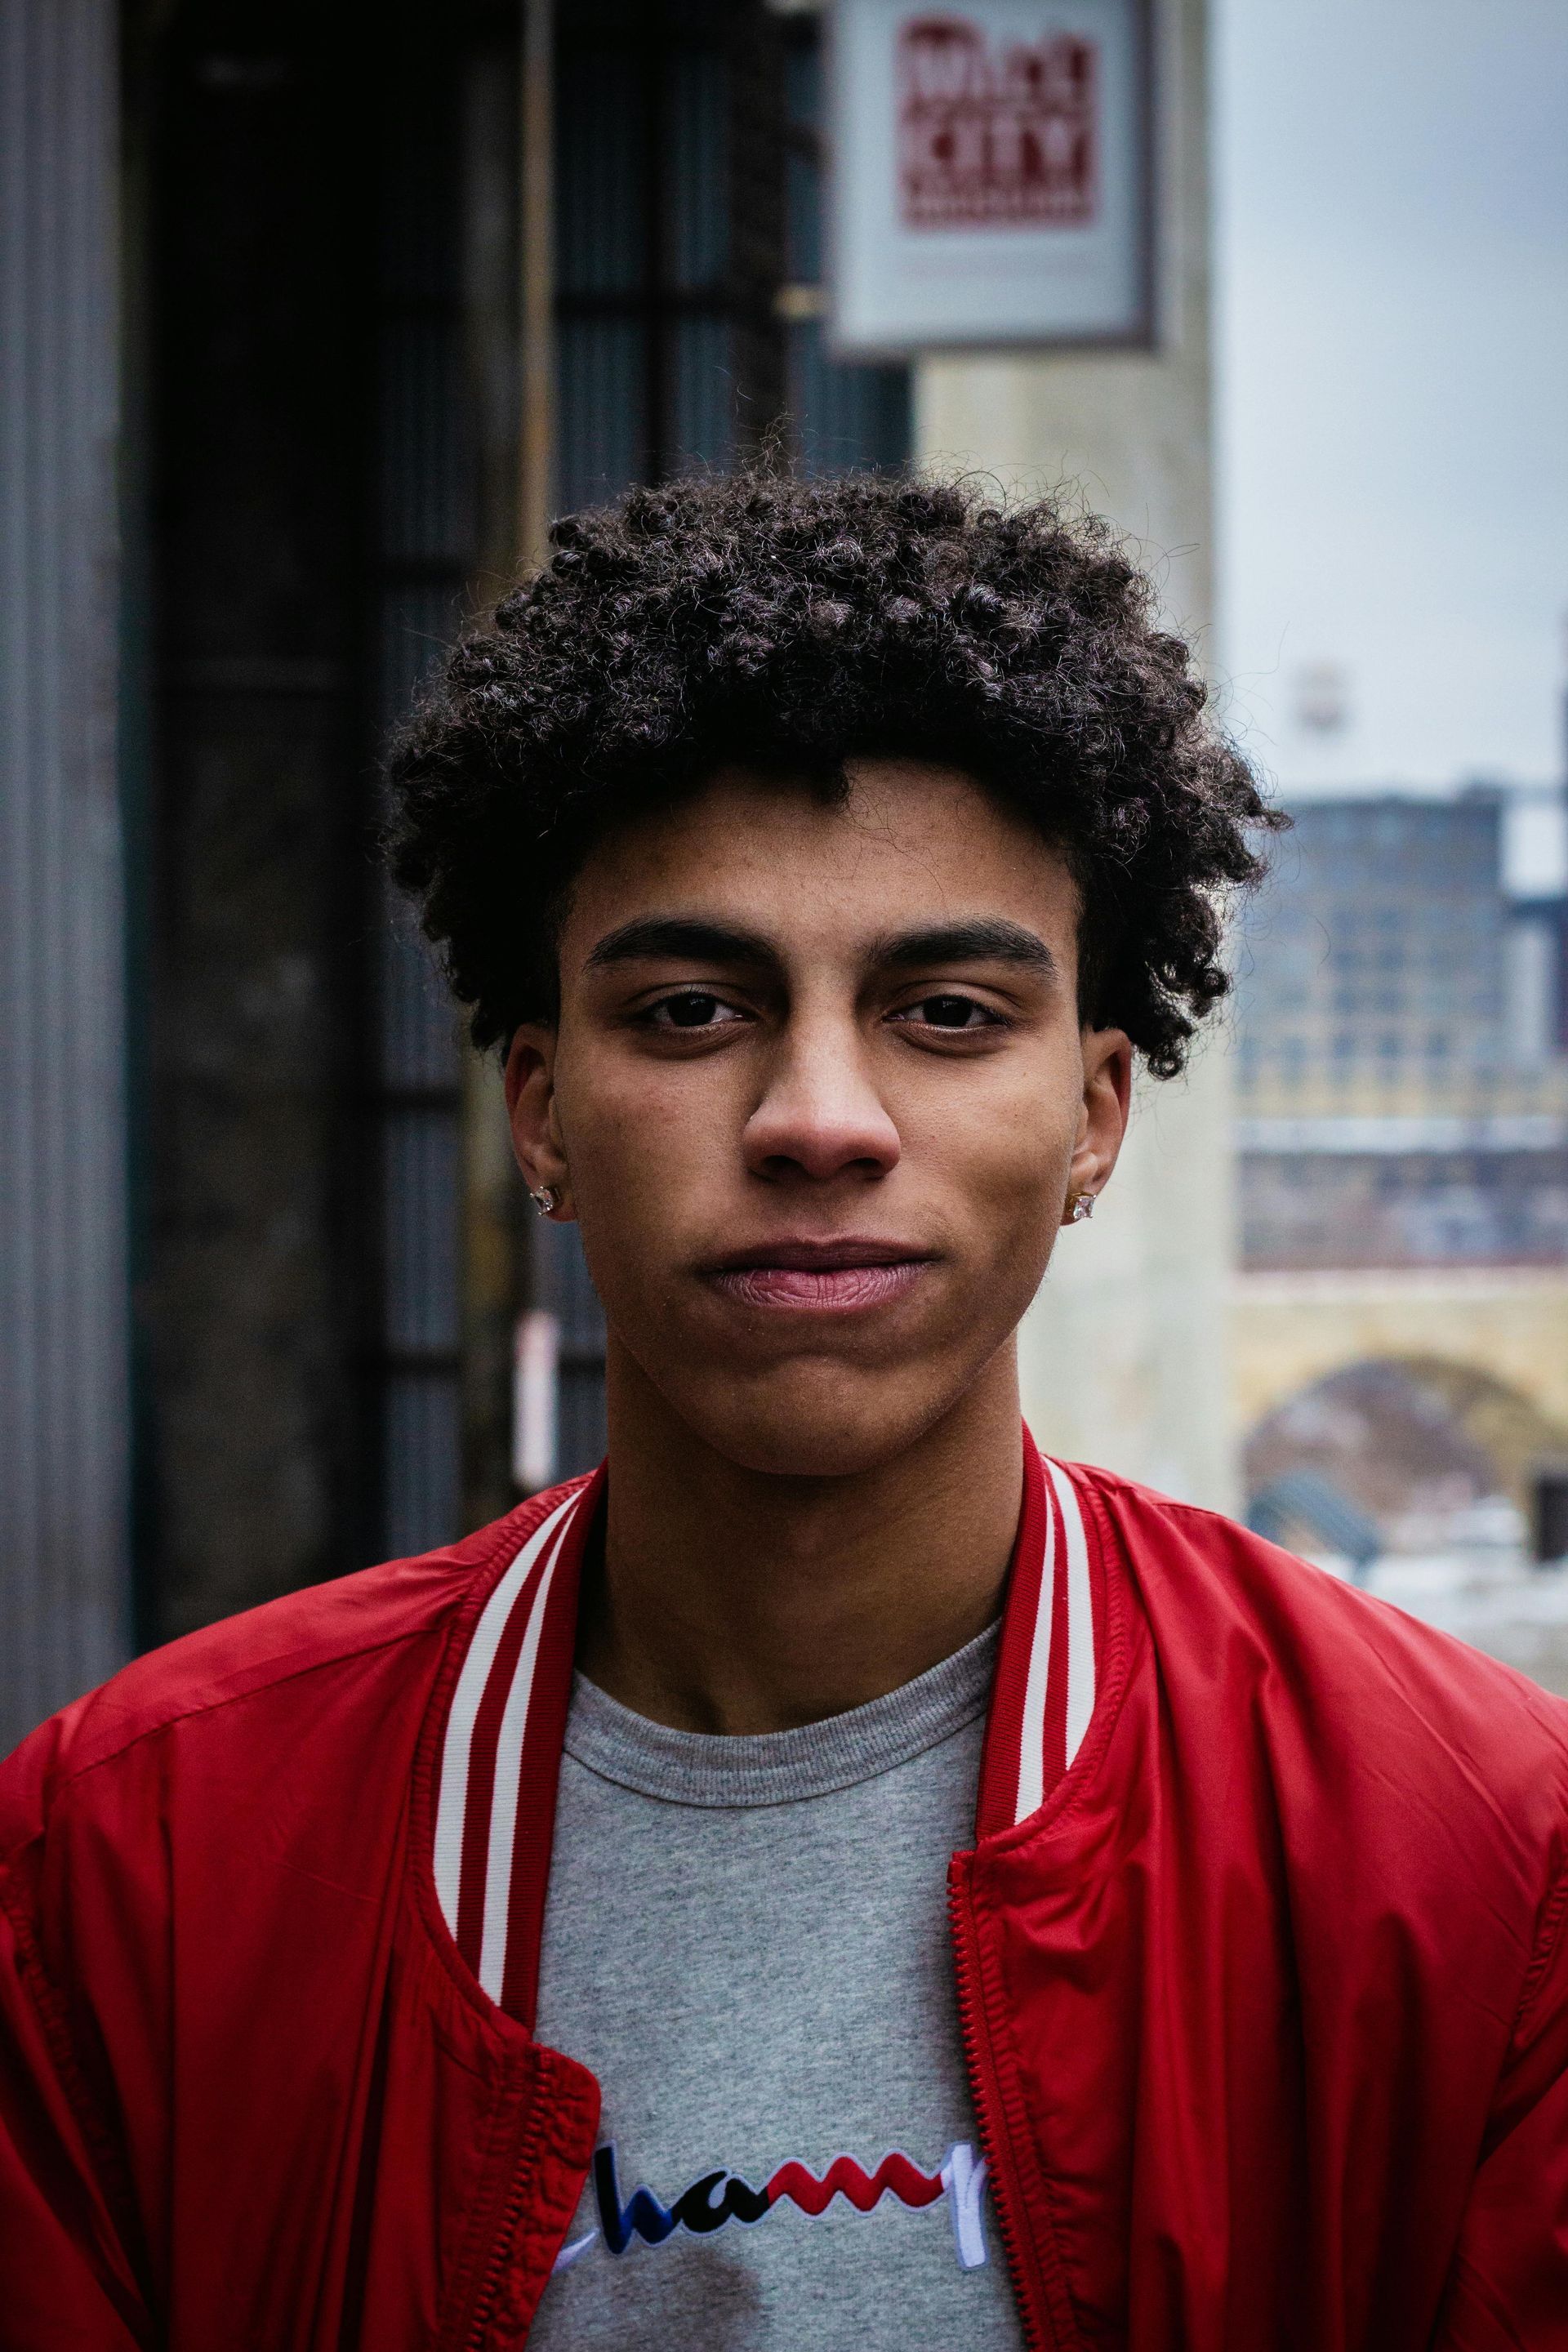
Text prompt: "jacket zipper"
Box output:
[[949, 1860, 1048, 2352], [458, 2066, 550, 2352], [463, 2175, 528, 2350]]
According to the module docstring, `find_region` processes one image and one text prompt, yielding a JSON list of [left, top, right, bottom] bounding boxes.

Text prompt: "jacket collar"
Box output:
[[975, 1432, 1107, 1840], [426, 1428, 1106, 2031]]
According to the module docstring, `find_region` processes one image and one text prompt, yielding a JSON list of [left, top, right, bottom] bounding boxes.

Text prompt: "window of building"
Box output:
[[780, 20, 909, 474], [555, 1, 906, 509]]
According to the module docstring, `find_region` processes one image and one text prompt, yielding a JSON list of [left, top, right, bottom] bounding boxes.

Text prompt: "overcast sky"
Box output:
[[1214, 0, 1568, 839]]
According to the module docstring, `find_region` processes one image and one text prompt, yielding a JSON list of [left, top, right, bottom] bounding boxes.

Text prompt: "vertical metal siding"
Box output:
[[0, 0, 130, 1745], [373, 36, 470, 1561]]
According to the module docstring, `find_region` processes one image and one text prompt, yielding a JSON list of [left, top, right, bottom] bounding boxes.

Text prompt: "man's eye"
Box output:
[[896, 994, 998, 1030], [647, 991, 744, 1031]]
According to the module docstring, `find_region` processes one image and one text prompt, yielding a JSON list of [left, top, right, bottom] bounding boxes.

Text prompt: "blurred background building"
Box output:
[[1232, 777, 1568, 1687], [1237, 789, 1568, 1275], [3, 0, 1565, 1744]]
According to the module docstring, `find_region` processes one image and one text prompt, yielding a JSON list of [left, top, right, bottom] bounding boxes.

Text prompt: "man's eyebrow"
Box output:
[[874, 920, 1057, 975], [581, 914, 1057, 978], [583, 916, 780, 971]]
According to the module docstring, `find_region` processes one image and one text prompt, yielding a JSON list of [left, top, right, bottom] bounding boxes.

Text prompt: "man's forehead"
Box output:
[[560, 760, 1078, 952]]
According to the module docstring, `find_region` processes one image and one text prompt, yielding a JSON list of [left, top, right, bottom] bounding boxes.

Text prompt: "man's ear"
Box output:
[[505, 1023, 574, 1217], [1062, 1026, 1134, 1223]]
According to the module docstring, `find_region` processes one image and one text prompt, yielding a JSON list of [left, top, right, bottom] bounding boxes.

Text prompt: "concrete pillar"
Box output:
[[915, 0, 1238, 1508], [0, 0, 131, 1743]]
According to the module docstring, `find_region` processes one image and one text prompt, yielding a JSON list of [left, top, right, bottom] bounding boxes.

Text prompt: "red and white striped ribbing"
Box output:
[[433, 1481, 591, 2007]]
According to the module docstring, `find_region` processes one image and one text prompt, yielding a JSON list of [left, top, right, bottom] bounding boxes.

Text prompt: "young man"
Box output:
[[2, 476, 1566, 2350]]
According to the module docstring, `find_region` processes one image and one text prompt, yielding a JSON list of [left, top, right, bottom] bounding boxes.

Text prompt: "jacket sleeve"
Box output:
[[1436, 1857, 1568, 2349], [0, 1793, 153, 2348]]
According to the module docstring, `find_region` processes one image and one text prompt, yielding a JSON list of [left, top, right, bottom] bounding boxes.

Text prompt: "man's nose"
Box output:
[[742, 1016, 902, 1183]]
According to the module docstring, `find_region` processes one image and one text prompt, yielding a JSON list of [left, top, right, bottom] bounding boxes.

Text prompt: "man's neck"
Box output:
[[578, 1346, 1023, 1735]]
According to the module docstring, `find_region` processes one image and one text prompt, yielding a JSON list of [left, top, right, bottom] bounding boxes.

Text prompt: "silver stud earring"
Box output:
[[528, 1184, 560, 1218], [1068, 1191, 1095, 1223]]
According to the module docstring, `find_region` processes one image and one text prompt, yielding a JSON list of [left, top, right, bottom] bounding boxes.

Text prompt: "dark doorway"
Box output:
[[141, 2, 379, 1640], [136, 0, 517, 1636]]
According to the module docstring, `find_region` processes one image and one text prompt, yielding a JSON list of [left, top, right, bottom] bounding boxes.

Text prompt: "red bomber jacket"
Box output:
[[3, 1434, 1568, 2350]]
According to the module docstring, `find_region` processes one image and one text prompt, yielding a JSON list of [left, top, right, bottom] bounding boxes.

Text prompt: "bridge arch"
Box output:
[[1232, 1269, 1568, 1553]]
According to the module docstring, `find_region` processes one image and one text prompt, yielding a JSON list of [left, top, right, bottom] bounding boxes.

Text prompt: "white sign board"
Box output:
[[827, 0, 1152, 355]]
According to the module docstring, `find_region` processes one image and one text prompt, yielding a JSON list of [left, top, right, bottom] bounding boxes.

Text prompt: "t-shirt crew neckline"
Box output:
[[564, 1619, 1000, 1811]]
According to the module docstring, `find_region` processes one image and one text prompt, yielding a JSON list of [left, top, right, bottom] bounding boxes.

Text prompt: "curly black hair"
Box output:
[[387, 471, 1278, 1078]]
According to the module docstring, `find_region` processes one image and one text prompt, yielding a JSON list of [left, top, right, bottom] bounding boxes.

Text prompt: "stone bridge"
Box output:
[[1232, 1267, 1568, 1520]]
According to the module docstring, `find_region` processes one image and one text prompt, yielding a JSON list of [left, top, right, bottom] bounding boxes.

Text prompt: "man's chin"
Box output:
[[667, 1368, 960, 1481]]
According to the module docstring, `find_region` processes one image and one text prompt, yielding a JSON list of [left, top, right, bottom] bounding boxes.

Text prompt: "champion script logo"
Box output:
[[551, 2140, 993, 2274]]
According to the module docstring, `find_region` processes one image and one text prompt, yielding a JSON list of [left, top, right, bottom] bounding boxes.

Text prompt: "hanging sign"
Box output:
[[827, 0, 1152, 354]]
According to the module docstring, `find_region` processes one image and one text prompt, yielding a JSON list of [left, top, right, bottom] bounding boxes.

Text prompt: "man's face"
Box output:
[[507, 760, 1130, 1477]]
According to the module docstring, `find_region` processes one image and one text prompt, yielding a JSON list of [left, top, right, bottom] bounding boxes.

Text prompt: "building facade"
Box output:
[[1236, 791, 1568, 1272]]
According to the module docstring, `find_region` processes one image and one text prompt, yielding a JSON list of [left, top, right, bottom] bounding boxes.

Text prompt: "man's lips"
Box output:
[[702, 1240, 935, 1313]]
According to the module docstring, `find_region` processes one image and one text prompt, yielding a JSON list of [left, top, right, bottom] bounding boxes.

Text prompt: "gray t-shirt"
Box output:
[[529, 1624, 1023, 2350]]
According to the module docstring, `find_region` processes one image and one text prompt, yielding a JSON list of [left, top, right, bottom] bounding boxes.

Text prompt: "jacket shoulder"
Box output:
[[0, 1483, 581, 1851], [1075, 1461, 1568, 1810]]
